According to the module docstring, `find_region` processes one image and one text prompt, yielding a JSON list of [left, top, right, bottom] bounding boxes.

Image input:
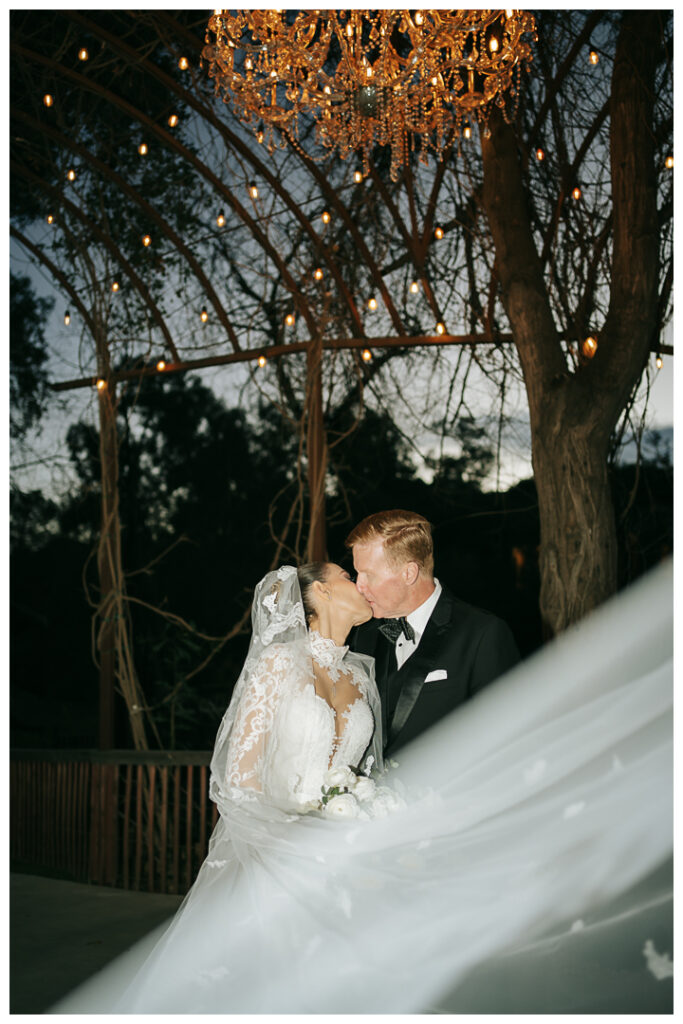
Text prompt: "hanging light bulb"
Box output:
[[111, 281, 120, 292], [78, 47, 89, 61], [156, 359, 167, 372], [216, 211, 226, 227], [321, 210, 331, 224], [536, 147, 545, 161], [200, 309, 208, 322], [361, 348, 373, 362], [367, 297, 377, 311], [435, 322, 446, 335], [572, 186, 582, 200], [138, 142, 148, 155], [67, 168, 76, 181], [656, 354, 663, 369], [354, 170, 363, 183], [463, 125, 472, 140], [168, 113, 179, 127], [410, 280, 419, 294], [489, 35, 500, 53], [589, 49, 599, 65], [43, 93, 54, 107], [248, 182, 259, 199], [64, 311, 71, 325], [142, 234, 151, 247], [257, 130, 264, 144], [178, 56, 189, 70], [46, 213, 54, 224], [434, 226, 444, 240], [96, 378, 107, 391], [257, 354, 267, 368], [314, 268, 323, 281], [285, 313, 295, 326], [582, 335, 598, 358], [665, 155, 673, 170]]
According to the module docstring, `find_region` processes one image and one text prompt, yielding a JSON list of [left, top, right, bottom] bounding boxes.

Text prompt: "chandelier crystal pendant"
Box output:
[[203, 9, 536, 180]]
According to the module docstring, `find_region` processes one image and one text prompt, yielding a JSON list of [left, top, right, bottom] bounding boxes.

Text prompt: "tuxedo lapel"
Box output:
[[387, 590, 455, 747]]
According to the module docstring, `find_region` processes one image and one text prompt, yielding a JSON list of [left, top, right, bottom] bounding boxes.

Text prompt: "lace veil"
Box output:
[[209, 565, 383, 818]]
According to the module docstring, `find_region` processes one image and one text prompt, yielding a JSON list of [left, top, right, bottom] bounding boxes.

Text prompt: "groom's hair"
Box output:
[[345, 510, 434, 577]]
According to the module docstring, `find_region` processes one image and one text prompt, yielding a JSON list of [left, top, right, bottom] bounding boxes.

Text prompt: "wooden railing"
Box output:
[[10, 750, 218, 894]]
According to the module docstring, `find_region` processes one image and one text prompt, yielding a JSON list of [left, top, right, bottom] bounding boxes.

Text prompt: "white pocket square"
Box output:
[[424, 669, 447, 682]]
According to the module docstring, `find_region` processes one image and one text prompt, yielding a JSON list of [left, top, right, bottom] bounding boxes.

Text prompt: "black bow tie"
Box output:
[[378, 617, 415, 643]]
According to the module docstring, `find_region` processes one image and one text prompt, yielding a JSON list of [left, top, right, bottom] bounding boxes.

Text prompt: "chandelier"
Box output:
[[203, 10, 536, 180]]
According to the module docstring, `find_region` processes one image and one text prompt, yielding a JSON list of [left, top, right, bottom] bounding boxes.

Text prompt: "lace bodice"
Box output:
[[223, 635, 375, 811]]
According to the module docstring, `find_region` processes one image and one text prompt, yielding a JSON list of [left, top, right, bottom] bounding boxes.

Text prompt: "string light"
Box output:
[[589, 49, 599, 65], [434, 226, 444, 240], [200, 309, 208, 322], [178, 56, 189, 70], [142, 234, 151, 247], [321, 210, 331, 224], [168, 114, 179, 127], [156, 359, 167, 371], [138, 142, 148, 156], [248, 182, 259, 199], [96, 378, 107, 391], [78, 47, 89, 61], [46, 213, 54, 224], [572, 186, 582, 200], [43, 93, 54, 107], [67, 168, 76, 181], [582, 335, 598, 358], [216, 211, 226, 227], [354, 170, 363, 183], [64, 311, 71, 325], [111, 281, 120, 292], [410, 280, 419, 294], [656, 354, 663, 369], [314, 268, 323, 281], [285, 313, 295, 326], [367, 297, 377, 311], [463, 125, 472, 140], [536, 147, 545, 161], [435, 322, 445, 335], [361, 348, 373, 362], [257, 354, 267, 368], [665, 155, 673, 170]]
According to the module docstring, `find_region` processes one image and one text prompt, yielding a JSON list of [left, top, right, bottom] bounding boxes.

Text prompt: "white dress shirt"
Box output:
[[394, 578, 442, 669]]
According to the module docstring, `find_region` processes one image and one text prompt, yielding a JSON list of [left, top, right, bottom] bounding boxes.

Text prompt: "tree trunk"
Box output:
[[306, 331, 328, 563], [481, 11, 661, 636]]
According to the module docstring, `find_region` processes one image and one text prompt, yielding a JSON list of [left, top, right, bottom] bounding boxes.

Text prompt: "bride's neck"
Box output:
[[309, 612, 350, 648]]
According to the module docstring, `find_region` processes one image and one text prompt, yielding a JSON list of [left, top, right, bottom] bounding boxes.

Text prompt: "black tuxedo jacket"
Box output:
[[351, 585, 520, 757]]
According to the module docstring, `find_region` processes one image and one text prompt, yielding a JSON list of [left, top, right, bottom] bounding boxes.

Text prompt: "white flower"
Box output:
[[324, 765, 357, 790], [352, 776, 376, 802], [368, 786, 406, 818], [323, 793, 359, 819]]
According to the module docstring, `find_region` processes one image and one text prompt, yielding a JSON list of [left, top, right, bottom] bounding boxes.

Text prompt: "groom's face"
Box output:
[[352, 539, 409, 619]]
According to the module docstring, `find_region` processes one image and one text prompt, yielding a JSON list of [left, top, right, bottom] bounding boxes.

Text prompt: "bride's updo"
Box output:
[[297, 562, 328, 624]]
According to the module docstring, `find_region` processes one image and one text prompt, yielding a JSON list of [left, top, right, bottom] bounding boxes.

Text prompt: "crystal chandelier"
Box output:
[[203, 10, 536, 180]]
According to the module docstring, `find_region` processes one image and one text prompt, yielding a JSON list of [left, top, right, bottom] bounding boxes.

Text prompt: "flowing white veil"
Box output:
[[52, 559, 672, 1014]]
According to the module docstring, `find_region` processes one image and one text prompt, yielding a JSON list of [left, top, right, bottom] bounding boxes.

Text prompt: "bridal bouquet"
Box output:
[[319, 763, 406, 820]]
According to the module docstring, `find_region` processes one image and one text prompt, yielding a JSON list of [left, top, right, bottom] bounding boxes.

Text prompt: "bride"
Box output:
[[53, 559, 672, 1014]]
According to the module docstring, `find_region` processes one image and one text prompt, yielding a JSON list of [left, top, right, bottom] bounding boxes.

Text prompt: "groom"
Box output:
[[346, 509, 520, 757]]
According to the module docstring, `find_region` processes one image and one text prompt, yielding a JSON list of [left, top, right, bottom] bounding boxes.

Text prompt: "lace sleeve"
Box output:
[[225, 649, 285, 791]]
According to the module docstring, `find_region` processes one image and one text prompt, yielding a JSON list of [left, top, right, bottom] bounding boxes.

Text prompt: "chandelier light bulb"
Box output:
[[285, 313, 295, 326], [67, 168, 76, 181], [367, 297, 377, 311], [257, 355, 267, 368], [248, 182, 259, 199], [361, 348, 373, 362], [572, 186, 582, 201], [178, 56, 189, 70], [46, 213, 54, 224], [78, 47, 89, 61], [665, 155, 673, 170], [156, 359, 167, 372], [200, 309, 209, 322], [64, 311, 71, 325], [463, 125, 472, 140], [410, 280, 419, 294], [314, 268, 323, 281], [168, 114, 179, 127], [142, 234, 151, 247], [138, 142, 148, 155], [655, 354, 663, 369], [489, 36, 500, 53], [536, 147, 545, 161], [436, 322, 445, 335], [321, 210, 331, 224], [582, 336, 598, 358], [43, 93, 54, 107], [434, 226, 444, 240], [111, 281, 120, 292], [96, 378, 106, 391], [216, 211, 226, 226], [354, 170, 363, 183], [589, 50, 599, 65]]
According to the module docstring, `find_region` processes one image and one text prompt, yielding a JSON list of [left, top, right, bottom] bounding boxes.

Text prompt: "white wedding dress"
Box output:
[[53, 562, 672, 1014]]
